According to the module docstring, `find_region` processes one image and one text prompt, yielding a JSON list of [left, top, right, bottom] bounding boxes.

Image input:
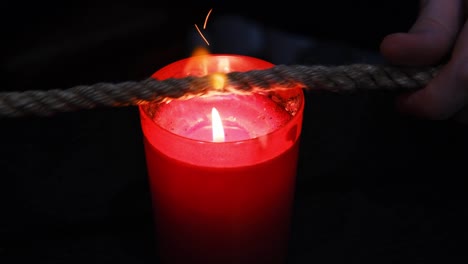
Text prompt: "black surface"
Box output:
[[1, 3, 468, 264]]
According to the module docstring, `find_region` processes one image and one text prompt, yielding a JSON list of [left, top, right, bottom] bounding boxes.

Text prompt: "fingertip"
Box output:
[[380, 33, 408, 64], [395, 88, 453, 121], [394, 92, 436, 120]]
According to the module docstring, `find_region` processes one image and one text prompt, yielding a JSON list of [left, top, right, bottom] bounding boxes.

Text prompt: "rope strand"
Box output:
[[0, 63, 441, 118]]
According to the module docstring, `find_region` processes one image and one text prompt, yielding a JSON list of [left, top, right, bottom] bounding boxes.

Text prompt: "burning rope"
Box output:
[[0, 63, 440, 118]]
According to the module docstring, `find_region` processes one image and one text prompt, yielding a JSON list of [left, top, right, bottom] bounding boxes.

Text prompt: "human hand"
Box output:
[[380, 0, 468, 123]]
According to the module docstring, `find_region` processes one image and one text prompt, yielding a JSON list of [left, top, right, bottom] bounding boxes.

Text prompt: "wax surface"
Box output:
[[154, 93, 292, 142]]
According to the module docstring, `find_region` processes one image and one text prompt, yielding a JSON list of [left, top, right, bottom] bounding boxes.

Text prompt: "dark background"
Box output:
[[1, 2, 468, 263]]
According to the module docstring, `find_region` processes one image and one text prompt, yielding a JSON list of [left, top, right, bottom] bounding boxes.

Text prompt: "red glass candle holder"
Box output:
[[139, 54, 305, 264]]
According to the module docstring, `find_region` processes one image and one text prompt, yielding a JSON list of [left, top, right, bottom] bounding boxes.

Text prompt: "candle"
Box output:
[[139, 54, 304, 264]]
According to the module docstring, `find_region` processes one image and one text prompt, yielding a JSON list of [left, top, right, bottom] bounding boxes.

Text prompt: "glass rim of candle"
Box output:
[[139, 54, 305, 167]]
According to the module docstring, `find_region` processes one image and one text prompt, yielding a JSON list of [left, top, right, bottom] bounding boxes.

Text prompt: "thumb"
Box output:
[[380, 0, 462, 66]]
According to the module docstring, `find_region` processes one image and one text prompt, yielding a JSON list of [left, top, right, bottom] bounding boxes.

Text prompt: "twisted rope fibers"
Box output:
[[0, 63, 441, 118]]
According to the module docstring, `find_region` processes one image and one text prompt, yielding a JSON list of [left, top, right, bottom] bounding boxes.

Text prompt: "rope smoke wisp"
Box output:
[[0, 63, 441, 118]]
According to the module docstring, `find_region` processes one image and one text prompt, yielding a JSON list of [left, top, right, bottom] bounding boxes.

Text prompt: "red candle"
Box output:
[[139, 54, 304, 264]]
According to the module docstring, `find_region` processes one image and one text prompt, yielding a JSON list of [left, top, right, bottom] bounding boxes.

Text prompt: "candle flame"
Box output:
[[211, 107, 225, 142]]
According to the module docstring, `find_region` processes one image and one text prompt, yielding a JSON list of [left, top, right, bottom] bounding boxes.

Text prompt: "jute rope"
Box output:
[[0, 63, 441, 118]]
